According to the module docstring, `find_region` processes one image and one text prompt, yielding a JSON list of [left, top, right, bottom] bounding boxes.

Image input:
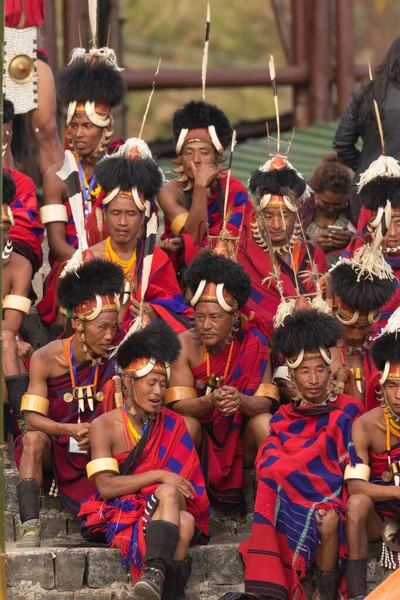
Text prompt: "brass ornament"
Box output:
[[95, 391, 104, 402], [382, 517, 400, 553], [9, 54, 35, 84], [63, 392, 74, 403], [382, 471, 392, 483]]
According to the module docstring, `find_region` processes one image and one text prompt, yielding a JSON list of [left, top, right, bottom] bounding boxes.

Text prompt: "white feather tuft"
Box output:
[[357, 155, 400, 192]]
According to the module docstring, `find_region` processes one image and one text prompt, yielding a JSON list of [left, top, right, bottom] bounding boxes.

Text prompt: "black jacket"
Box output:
[[333, 81, 400, 222]]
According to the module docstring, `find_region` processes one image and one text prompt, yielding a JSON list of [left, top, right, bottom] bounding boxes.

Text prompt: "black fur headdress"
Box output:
[[116, 321, 181, 370], [57, 259, 124, 310], [185, 251, 251, 308], [372, 331, 400, 371], [330, 261, 396, 312], [3, 98, 14, 124], [58, 59, 125, 108], [249, 165, 307, 198], [359, 177, 400, 211], [96, 156, 164, 199], [3, 172, 16, 206], [272, 309, 342, 358], [172, 100, 233, 150]]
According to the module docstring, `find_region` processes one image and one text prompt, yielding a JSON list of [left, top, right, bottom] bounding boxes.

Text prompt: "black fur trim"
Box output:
[[3, 98, 14, 124], [330, 262, 396, 311], [184, 251, 251, 309], [359, 177, 400, 210], [58, 60, 125, 107], [3, 171, 16, 206], [57, 259, 124, 309], [96, 156, 163, 198], [116, 321, 181, 370], [372, 332, 400, 371], [272, 309, 342, 357], [249, 167, 306, 197], [172, 100, 233, 150]]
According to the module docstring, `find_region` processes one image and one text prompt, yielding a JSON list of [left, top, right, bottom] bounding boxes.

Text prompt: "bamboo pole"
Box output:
[[0, 0, 6, 595]]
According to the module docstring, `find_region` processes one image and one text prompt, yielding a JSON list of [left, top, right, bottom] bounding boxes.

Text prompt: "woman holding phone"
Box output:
[[300, 154, 356, 267]]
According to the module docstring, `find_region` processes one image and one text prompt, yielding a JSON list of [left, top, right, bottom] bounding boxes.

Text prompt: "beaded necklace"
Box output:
[[382, 406, 400, 484], [63, 336, 104, 412], [122, 405, 142, 449], [77, 155, 103, 219], [105, 237, 137, 279], [202, 339, 235, 390]]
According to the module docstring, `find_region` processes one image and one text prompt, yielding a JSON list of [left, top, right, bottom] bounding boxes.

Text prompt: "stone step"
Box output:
[[4, 539, 389, 600], [5, 467, 256, 543]]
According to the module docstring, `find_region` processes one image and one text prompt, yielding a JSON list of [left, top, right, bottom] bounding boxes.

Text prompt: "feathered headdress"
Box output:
[[372, 307, 400, 384]]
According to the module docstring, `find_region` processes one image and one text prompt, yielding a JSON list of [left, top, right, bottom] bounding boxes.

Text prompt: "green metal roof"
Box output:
[[159, 120, 341, 185]]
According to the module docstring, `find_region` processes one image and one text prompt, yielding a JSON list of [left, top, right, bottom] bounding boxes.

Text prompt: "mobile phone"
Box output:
[[327, 225, 345, 231]]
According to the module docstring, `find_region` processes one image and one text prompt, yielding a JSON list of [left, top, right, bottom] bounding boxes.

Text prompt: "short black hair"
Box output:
[[3, 171, 16, 206]]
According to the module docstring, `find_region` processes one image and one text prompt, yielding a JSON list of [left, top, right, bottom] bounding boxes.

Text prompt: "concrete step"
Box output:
[[5, 467, 256, 543], [4, 539, 389, 600]]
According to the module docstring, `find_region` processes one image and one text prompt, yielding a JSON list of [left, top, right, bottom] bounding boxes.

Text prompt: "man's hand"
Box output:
[[159, 237, 183, 254], [17, 341, 34, 361], [130, 299, 157, 321], [68, 422, 91, 450], [210, 386, 242, 415], [309, 232, 334, 251], [191, 162, 219, 188], [159, 471, 195, 499]]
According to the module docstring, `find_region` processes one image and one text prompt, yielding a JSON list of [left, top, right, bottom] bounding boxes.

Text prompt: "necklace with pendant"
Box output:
[[63, 336, 104, 412]]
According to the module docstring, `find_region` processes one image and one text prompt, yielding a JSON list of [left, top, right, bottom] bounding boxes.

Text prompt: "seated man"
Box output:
[[236, 307, 363, 600], [166, 251, 278, 506], [79, 321, 209, 600], [2, 172, 33, 461], [239, 155, 328, 328], [158, 100, 253, 278], [90, 138, 193, 332], [37, 40, 125, 324], [14, 259, 124, 547], [329, 248, 396, 405], [2, 98, 44, 274], [345, 307, 400, 600]]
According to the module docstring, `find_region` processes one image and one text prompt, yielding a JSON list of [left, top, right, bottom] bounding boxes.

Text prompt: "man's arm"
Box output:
[[3, 255, 32, 335], [347, 417, 400, 502], [167, 334, 215, 417], [332, 96, 361, 171], [239, 358, 275, 416], [42, 166, 75, 262], [25, 348, 88, 442], [158, 184, 190, 236], [90, 416, 194, 500], [182, 163, 218, 239]]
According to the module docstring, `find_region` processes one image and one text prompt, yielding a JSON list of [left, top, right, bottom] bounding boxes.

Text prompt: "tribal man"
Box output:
[[89, 138, 193, 333], [37, 41, 125, 324], [234, 307, 363, 600], [158, 100, 253, 280], [166, 251, 277, 507], [345, 307, 400, 600], [79, 321, 209, 600], [239, 155, 328, 328], [3, 98, 45, 275], [2, 171, 34, 466], [14, 259, 124, 547], [4, 0, 64, 175], [329, 234, 396, 406]]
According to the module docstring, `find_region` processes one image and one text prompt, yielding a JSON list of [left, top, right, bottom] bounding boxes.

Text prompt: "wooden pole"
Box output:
[[310, 0, 333, 122], [63, 0, 89, 66], [42, 0, 58, 72], [0, 0, 6, 595], [291, 0, 310, 128], [336, 0, 355, 115]]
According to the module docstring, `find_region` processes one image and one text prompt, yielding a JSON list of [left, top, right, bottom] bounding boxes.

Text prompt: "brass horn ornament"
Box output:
[[382, 517, 400, 552]]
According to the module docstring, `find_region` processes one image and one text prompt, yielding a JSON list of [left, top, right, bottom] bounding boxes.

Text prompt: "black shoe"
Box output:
[[133, 568, 165, 599]]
